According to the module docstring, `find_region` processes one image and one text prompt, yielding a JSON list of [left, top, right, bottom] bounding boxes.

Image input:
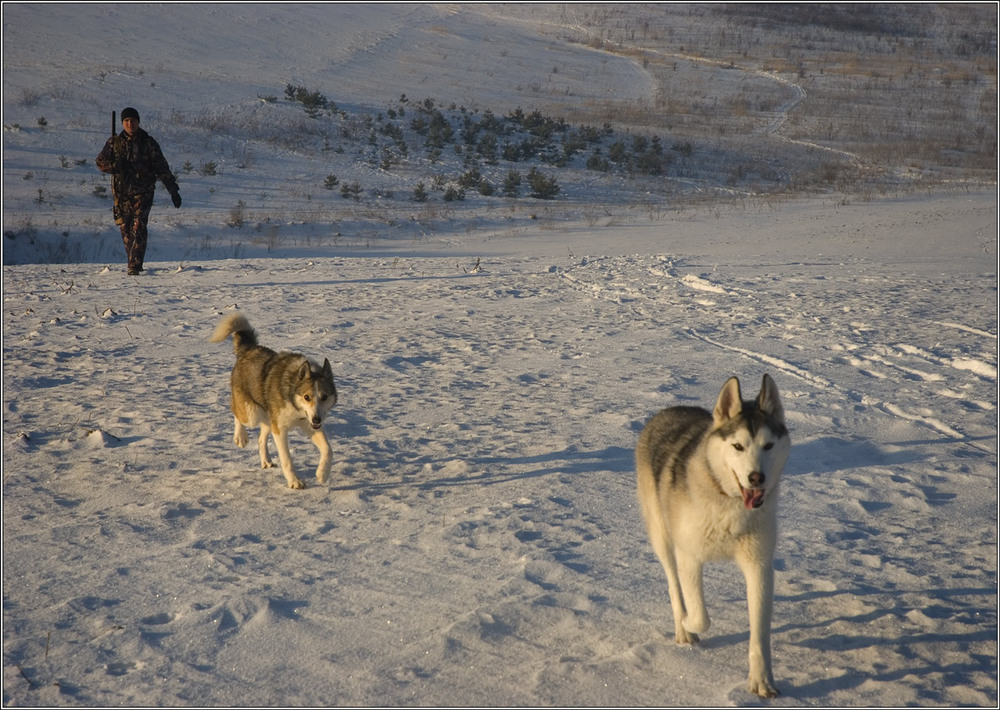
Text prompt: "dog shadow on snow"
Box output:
[[766, 435, 995, 701], [327, 403, 635, 493], [784, 433, 994, 477], [339, 443, 634, 494], [769, 582, 997, 700], [784, 435, 923, 475], [699, 586, 995, 702]]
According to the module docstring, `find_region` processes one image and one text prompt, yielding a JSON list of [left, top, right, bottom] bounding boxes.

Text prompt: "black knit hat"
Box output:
[[121, 107, 140, 122]]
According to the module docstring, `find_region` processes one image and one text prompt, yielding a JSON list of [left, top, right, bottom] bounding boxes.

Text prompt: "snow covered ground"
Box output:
[[3, 3, 997, 707], [4, 190, 997, 706]]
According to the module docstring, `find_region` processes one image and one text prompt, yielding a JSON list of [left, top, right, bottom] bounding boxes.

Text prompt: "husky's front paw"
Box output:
[[748, 675, 779, 699], [286, 477, 306, 490], [675, 629, 699, 645]]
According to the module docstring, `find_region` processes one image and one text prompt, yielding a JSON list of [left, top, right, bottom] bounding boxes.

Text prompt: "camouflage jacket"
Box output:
[[97, 127, 178, 199]]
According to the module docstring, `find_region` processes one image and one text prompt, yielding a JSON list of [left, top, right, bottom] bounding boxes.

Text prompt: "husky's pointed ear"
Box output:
[[713, 376, 743, 423], [321, 358, 333, 377], [757, 374, 784, 421], [297, 360, 312, 379]]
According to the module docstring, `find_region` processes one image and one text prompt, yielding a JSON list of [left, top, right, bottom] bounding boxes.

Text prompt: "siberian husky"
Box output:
[[210, 312, 337, 489], [636, 374, 790, 697]]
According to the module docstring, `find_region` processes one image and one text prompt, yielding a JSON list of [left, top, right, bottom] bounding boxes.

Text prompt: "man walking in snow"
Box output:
[[96, 107, 181, 275]]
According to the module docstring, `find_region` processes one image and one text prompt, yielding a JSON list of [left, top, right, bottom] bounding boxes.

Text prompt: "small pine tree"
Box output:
[[527, 168, 560, 199], [458, 168, 482, 189], [503, 170, 521, 197], [587, 151, 610, 172], [340, 181, 362, 201], [477, 133, 499, 165], [608, 140, 628, 163], [443, 185, 465, 202], [413, 182, 428, 202]]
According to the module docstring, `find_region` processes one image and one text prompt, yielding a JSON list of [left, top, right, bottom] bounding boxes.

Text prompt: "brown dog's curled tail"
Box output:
[[209, 311, 259, 354]]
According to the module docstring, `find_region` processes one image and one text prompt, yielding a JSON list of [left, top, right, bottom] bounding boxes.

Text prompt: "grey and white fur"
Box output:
[[636, 374, 790, 697]]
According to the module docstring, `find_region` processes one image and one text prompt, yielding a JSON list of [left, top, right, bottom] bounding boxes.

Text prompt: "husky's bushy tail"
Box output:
[[209, 311, 259, 354]]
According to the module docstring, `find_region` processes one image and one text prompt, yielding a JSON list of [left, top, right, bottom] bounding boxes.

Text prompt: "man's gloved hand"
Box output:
[[170, 189, 182, 208]]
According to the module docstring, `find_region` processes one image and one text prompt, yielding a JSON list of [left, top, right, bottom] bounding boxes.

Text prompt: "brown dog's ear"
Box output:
[[713, 376, 743, 423], [757, 374, 784, 421]]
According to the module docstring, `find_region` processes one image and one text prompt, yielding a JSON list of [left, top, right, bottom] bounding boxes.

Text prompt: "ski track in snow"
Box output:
[[3, 251, 996, 707], [557, 254, 995, 447]]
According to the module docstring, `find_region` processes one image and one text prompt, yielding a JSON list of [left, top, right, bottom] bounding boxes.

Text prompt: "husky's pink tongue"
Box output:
[[742, 487, 765, 510]]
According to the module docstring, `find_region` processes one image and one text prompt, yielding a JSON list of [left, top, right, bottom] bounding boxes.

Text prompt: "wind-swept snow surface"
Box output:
[[4, 192, 997, 705]]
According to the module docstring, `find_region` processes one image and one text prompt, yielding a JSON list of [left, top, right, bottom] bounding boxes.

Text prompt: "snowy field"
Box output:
[[3, 3, 998, 707], [4, 192, 997, 707]]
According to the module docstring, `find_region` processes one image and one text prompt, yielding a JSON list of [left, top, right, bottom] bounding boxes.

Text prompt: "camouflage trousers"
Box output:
[[116, 192, 153, 271]]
